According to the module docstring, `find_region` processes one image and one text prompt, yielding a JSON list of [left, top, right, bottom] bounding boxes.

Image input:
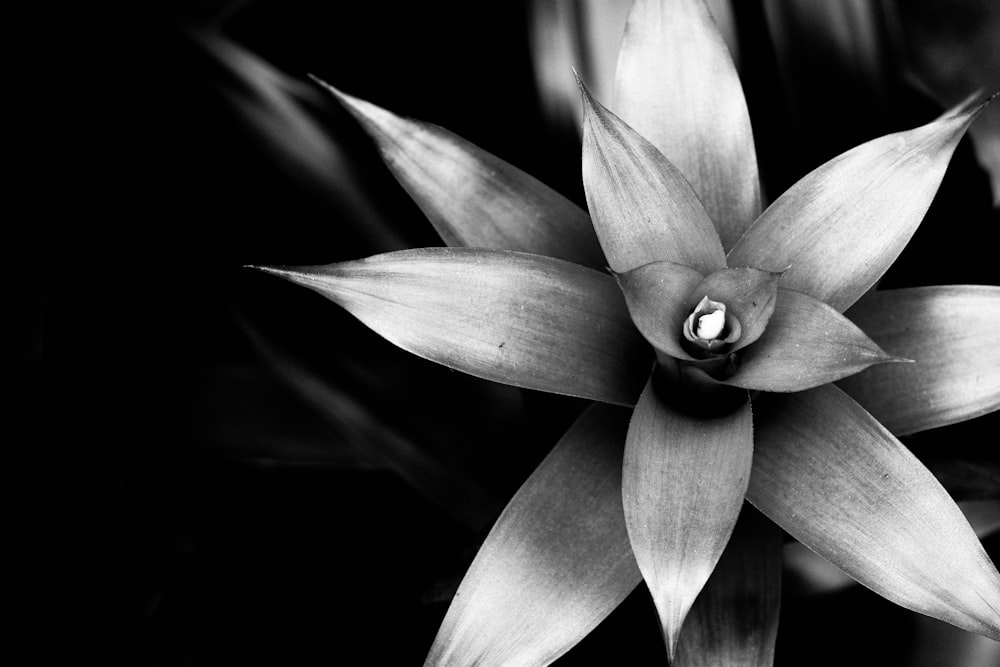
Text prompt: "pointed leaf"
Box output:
[[613, 0, 762, 249], [255, 248, 649, 405], [316, 80, 607, 268], [690, 268, 783, 351], [747, 384, 1000, 638], [579, 78, 727, 274], [675, 507, 783, 667], [615, 260, 706, 361], [727, 100, 986, 312], [425, 403, 641, 666], [725, 288, 903, 392], [786, 500, 1000, 597], [839, 286, 1000, 435], [623, 376, 753, 658]]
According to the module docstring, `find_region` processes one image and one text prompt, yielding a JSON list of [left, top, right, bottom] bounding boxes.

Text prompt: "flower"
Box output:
[[682, 296, 736, 349], [256, 0, 1000, 662]]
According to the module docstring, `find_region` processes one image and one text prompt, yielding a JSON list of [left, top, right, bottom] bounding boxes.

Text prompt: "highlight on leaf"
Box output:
[[425, 403, 641, 666], [840, 285, 1000, 435], [722, 288, 908, 392], [749, 385, 1000, 639], [623, 376, 754, 659], [313, 77, 607, 268], [614, 0, 762, 249], [252, 248, 649, 406], [727, 96, 991, 313], [577, 73, 727, 274]]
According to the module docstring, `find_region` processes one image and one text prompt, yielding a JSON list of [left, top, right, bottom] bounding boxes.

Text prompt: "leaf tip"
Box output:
[[663, 624, 681, 664], [308, 73, 346, 103], [942, 89, 997, 122], [246, 264, 284, 276], [247, 264, 318, 287], [652, 597, 692, 665], [936, 91, 995, 140], [965, 91, 998, 124], [871, 347, 914, 367], [573, 70, 601, 118], [310, 75, 375, 126]]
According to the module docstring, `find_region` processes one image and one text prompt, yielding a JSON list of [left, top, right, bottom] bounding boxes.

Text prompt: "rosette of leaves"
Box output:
[[255, 0, 1000, 663]]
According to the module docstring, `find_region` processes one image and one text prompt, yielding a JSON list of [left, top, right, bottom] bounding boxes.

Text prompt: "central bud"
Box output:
[[682, 296, 742, 354]]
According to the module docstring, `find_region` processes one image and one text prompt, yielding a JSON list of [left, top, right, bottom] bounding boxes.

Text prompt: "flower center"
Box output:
[[694, 309, 725, 340], [682, 296, 741, 354]]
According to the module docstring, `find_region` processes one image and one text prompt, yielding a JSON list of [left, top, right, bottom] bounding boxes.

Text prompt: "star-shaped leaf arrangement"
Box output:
[[254, 0, 1000, 663]]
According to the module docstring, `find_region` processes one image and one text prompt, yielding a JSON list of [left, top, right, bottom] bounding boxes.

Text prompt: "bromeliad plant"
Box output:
[[256, 0, 1000, 663]]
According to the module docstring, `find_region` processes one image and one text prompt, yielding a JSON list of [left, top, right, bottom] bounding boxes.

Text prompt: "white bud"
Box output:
[[682, 296, 741, 353], [695, 309, 726, 340]]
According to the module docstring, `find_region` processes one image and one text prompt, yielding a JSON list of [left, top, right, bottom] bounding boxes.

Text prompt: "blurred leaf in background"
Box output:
[[889, 0, 1000, 206], [191, 29, 410, 254]]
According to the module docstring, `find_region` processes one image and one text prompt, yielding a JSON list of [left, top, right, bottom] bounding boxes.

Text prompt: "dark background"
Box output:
[[25, 1, 999, 664]]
